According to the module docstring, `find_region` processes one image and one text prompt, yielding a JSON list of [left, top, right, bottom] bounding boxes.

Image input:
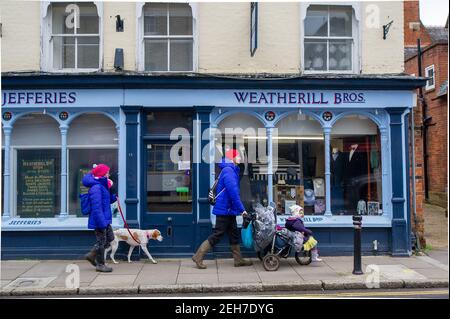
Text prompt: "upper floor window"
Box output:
[[425, 65, 435, 91], [49, 2, 100, 70], [143, 3, 193, 72], [303, 5, 355, 73]]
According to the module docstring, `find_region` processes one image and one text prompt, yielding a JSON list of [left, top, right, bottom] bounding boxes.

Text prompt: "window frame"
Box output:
[[300, 2, 360, 74], [425, 65, 436, 91], [12, 146, 62, 218], [67, 146, 119, 216], [41, 1, 103, 72], [137, 2, 197, 72]]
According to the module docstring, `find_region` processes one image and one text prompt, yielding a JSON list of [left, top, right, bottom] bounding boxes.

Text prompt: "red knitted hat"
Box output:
[[225, 149, 239, 160], [91, 164, 110, 178]]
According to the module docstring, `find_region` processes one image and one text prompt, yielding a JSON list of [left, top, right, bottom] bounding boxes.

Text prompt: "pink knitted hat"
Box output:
[[91, 164, 110, 178]]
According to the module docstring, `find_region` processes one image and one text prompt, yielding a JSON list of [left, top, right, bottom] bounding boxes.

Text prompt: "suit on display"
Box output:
[[343, 144, 368, 212], [330, 149, 345, 212]]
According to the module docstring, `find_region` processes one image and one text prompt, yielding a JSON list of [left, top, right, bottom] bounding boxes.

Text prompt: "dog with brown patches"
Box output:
[[105, 228, 163, 264]]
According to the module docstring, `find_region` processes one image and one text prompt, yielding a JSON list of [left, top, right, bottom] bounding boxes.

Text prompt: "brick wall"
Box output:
[[404, 0, 432, 48], [405, 43, 448, 247]]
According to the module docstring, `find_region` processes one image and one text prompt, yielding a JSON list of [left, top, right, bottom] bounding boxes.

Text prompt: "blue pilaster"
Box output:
[[324, 127, 332, 216], [194, 106, 214, 248], [121, 105, 142, 228], [59, 125, 69, 217], [2, 126, 12, 219], [387, 108, 410, 256]]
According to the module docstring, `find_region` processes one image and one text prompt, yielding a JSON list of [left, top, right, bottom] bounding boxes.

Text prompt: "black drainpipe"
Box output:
[[417, 39, 430, 199]]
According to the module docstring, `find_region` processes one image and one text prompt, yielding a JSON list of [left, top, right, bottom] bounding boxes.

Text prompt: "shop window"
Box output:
[[146, 111, 193, 135], [218, 114, 268, 211], [49, 2, 100, 70], [143, 3, 193, 71], [146, 143, 192, 212], [11, 114, 62, 218], [16, 149, 61, 218], [303, 5, 355, 72], [330, 115, 382, 216], [274, 115, 324, 215], [425, 65, 435, 91], [68, 114, 118, 216]]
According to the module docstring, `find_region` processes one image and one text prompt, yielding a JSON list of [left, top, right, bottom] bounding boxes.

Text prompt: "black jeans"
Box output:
[[94, 225, 114, 264], [208, 215, 240, 247]]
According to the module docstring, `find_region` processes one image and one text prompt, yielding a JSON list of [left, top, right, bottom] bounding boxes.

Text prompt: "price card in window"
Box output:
[[178, 161, 190, 170]]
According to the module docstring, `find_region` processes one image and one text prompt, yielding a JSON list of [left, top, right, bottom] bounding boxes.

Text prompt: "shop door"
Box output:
[[141, 141, 195, 255]]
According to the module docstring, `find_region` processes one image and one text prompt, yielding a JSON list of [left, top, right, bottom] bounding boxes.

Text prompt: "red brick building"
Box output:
[[404, 1, 448, 247]]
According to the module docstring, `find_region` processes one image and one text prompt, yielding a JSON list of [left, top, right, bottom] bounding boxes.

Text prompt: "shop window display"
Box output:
[[217, 114, 268, 212], [67, 114, 119, 216], [10, 114, 62, 218], [331, 115, 382, 215], [273, 115, 325, 216]]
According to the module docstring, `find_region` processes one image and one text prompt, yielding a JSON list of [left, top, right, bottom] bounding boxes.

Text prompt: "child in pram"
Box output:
[[286, 205, 322, 262]]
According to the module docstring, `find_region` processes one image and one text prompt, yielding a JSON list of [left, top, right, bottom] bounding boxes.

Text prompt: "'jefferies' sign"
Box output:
[[2, 91, 77, 106]]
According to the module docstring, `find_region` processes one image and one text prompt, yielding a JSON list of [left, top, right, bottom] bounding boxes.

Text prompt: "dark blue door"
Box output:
[[141, 141, 195, 256]]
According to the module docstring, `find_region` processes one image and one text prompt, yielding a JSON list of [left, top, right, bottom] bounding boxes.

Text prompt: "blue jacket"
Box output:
[[82, 173, 116, 230], [212, 159, 246, 216]]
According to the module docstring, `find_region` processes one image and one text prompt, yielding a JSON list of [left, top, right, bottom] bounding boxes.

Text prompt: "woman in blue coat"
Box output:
[[192, 149, 253, 269], [83, 164, 117, 272]]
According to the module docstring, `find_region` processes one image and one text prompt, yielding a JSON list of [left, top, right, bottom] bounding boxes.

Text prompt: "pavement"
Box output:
[[1, 253, 448, 297], [424, 203, 449, 250]]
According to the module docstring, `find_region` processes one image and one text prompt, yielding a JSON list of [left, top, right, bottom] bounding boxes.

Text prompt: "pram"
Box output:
[[243, 202, 312, 271]]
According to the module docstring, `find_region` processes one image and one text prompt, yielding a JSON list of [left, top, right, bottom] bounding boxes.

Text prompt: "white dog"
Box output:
[[105, 228, 163, 264]]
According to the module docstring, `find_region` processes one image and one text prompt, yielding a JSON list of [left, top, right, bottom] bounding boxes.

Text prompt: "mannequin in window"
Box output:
[[330, 146, 345, 212], [344, 143, 368, 213]]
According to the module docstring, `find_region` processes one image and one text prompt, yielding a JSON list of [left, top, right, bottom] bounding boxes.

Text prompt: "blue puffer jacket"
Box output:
[[82, 173, 116, 230], [212, 159, 246, 216]]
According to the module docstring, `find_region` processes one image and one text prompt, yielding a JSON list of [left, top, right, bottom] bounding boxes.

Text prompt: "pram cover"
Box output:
[[252, 203, 277, 252]]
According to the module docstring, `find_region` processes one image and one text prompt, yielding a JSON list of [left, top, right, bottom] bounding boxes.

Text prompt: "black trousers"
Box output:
[[94, 225, 114, 263], [208, 215, 240, 247]]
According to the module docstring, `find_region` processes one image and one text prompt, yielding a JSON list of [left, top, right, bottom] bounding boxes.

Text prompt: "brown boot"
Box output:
[[192, 240, 211, 269], [231, 244, 253, 267], [84, 247, 97, 267]]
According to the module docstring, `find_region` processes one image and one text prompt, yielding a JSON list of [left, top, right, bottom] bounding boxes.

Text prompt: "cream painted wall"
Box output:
[[0, 1, 405, 74], [198, 2, 301, 74], [0, 0, 41, 72], [361, 1, 404, 73], [103, 2, 136, 71]]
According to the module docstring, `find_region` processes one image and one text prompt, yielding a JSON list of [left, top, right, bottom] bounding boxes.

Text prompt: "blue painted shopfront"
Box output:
[[1, 74, 425, 259]]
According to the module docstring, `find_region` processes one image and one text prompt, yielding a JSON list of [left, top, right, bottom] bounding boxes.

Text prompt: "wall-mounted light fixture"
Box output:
[[116, 15, 124, 32], [383, 20, 394, 40]]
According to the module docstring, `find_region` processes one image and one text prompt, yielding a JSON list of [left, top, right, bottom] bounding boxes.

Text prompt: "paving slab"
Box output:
[[413, 268, 449, 280], [218, 272, 261, 284], [373, 265, 428, 281], [180, 260, 217, 274], [90, 274, 137, 287], [425, 249, 449, 265], [177, 273, 219, 285], [133, 272, 178, 286], [17, 262, 69, 278], [390, 257, 439, 269], [1, 261, 41, 280]]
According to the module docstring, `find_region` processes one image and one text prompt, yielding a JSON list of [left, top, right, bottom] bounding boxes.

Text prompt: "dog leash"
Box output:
[[116, 197, 141, 245]]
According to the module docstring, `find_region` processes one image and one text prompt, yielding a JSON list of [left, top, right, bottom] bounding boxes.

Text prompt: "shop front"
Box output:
[[1, 74, 424, 259]]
